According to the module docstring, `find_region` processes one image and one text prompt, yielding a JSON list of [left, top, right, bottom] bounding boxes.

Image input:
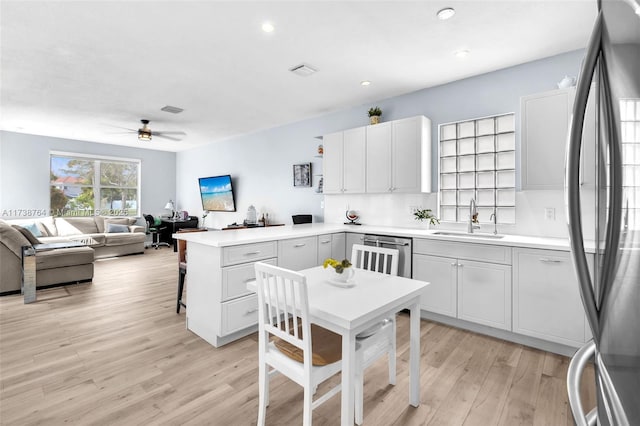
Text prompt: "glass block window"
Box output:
[[438, 113, 516, 224], [620, 99, 640, 229]]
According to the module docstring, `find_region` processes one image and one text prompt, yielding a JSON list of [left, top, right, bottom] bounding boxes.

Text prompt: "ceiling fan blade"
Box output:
[[102, 124, 137, 132], [154, 134, 183, 141], [154, 131, 187, 136]]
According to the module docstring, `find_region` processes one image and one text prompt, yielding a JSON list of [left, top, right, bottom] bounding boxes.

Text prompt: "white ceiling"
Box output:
[[0, 0, 597, 152]]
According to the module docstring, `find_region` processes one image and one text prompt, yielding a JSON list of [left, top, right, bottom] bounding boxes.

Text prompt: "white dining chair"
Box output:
[[351, 244, 399, 425], [254, 262, 343, 426]]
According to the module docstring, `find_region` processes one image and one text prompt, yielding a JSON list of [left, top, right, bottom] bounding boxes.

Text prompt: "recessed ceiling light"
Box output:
[[437, 7, 456, 20], [361, 80, 371, 86], [262, 22, 274, 33], [455, 49, 470, 58]]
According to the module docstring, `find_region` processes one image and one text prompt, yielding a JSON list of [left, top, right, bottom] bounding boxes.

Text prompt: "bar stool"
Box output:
[[176, 228, 207, 313]]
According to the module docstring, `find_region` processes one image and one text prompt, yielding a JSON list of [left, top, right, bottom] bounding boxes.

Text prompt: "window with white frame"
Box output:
[[438, 113, 516, 225], [50, 152, 140, 217]]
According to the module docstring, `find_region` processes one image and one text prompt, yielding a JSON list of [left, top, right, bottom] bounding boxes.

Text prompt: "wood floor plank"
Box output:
[[0, 248, 595, 425]]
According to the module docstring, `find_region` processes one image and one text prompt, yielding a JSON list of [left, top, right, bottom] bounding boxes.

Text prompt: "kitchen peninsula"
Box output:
[[176, 224, 594, 355]]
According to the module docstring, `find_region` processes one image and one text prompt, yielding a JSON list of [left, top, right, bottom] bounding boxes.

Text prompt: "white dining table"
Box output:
[[247, 265, 429, 426]]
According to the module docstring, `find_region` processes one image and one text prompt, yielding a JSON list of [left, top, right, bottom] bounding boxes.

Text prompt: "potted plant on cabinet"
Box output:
[[413, 208, 440, 228], [368, 106, 382, 125]]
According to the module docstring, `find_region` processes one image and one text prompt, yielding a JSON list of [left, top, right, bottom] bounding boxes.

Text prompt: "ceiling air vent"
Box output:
[[289, 63, 317, 77], [161, 105, 184, 114]]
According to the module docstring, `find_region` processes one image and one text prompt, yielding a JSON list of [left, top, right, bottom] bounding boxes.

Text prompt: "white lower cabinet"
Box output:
[[317, 232, 346, 263], [413, 239, 512, 331], [513, 248, 591, 346], [457, 260, 511, 330], [413, 254, 457, 317], [187, 241, 277, 347], [278, 236, 318, 271]]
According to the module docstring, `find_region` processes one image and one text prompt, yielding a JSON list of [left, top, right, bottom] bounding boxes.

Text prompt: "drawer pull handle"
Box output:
[[294, 243, 306, 248], [451, 262, 457, 267], [458, 263, 464, 267], [244, 251, 261, 256], [539, 258, 563, 263], [243, 278, 256, 284], [245, 308, 259, 315], [320, 240, 331, 244]]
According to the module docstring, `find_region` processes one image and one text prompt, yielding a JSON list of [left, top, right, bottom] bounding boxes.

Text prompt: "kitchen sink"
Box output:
[[432, 231, 505, 239]]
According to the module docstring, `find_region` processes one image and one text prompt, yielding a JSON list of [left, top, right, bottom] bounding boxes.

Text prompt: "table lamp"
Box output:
[[165, 200, 175, 219]]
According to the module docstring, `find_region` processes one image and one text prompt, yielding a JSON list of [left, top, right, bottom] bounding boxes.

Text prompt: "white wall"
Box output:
[[0, 131, 177, 219], [178, 49, 589, 238]]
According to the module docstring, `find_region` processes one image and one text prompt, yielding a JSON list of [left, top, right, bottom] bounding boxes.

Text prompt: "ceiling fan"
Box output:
[[110, 119, 186, 142]]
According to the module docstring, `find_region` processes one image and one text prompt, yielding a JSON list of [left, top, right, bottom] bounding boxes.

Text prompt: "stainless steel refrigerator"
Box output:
[[565, 0, 640, 425]]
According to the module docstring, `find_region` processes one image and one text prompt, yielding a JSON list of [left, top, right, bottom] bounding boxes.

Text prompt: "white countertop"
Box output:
[[174, 223, 595, 252]]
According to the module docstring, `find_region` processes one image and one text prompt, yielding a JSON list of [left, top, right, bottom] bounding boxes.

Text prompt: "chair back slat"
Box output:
[[351, 244, 399, 276], [255, 262, 311, 352]]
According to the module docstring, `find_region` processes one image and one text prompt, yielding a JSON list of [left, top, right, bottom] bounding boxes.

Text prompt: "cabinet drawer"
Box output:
[[278, 236, 318, 271], [222, 241, 277, 266], [222, 258, 276, 302], [221, 294, 259, 335], [414, 239, 511, 264]]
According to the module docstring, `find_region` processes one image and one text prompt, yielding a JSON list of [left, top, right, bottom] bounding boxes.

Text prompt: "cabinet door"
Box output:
[[278, 236, 318, 271], [392, 116, 423, 193], [345, 232, 365, 261], [323, 131, 343, 194], [513, 248, 590, 346], [457, 260, 512, 330], [317, 233, 333, 264], [366, 122, 392, 193], [342, 127, 366, 193], [521, 89, 574, 190], [413, 253, 457, 317], [331, 232, 346, 260]]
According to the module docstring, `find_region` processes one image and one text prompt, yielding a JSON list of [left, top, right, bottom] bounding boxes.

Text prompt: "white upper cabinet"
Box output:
[[520, 87, 595, 190], [366, 116, 431, 193], [323, 127, 366, 194], [324, 116, 431, 195]]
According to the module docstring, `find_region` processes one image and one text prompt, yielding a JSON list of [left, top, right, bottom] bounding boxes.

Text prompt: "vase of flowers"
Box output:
[[323, 258, 355, 282]]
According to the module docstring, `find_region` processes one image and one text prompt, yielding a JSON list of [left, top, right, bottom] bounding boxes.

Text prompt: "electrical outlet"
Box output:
[[544, 207, 555, 221]]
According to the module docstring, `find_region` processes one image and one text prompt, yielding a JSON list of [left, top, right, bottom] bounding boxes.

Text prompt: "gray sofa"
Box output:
[[0, 220, 95, 294], [0, 216, 146, 295], [3, 216, 146, 259]]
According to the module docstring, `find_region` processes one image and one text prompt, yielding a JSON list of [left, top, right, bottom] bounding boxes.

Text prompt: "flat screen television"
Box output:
[[198, 174, 236, 212]]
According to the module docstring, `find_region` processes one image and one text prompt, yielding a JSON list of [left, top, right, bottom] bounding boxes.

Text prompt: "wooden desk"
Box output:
[[247, 266, 428, 425], [161, 217, 199, 251]]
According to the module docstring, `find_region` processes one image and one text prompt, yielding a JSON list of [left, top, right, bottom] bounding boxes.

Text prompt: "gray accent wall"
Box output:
[[177, 50, 586, 236], [0, 131, 176, 219]]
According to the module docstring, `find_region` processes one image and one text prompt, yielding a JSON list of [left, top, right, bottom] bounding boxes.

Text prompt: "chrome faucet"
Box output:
[[468, 198, 480, 233], [489, 211, 498, 235]]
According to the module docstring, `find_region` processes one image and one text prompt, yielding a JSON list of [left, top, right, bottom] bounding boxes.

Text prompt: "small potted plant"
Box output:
[[368, 106, 382, 125], [413, 208, 440, 228], [323, 258, 355, 283]]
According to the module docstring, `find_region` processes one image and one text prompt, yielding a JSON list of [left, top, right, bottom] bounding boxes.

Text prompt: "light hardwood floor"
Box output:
[[0, 248, 595, 425]]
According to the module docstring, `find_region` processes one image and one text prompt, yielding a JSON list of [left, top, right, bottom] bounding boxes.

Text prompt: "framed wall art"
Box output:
[[293, 163, 312, 187]]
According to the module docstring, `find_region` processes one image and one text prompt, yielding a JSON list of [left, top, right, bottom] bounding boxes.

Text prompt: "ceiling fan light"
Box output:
[[138, 130, 152, 141]]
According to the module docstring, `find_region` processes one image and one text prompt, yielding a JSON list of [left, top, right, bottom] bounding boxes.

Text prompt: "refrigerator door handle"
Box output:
[[565, 10, 602, 338], [567, 340, 598, 426]]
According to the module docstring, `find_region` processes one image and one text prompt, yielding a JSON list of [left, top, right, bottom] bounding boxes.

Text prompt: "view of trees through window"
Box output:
[[50, 153, 140, 216]]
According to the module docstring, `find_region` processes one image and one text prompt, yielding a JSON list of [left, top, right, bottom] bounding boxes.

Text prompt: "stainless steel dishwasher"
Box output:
[[362, 234, 412, 278]]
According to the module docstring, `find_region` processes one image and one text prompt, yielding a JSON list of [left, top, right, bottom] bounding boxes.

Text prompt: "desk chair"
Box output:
[[144, 215, 169, 249], [176, 228, 208, 313], [292, 214, 312, 224], [254, 262, 343, 426], [350, 244, 400, 425]]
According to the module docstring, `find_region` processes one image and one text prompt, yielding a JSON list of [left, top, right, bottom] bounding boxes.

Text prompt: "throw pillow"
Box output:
[[22, 222, 42, 237], [11, 225, 41, 245], [106, 223, 130, 233]]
